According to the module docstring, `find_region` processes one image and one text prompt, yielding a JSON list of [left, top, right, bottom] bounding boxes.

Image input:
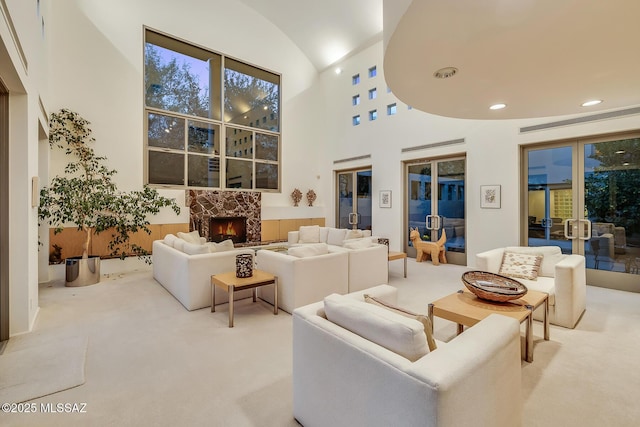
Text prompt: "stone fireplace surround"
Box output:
[[187, 190, 261, 244]]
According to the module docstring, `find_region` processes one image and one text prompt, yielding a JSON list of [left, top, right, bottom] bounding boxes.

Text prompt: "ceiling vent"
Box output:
[[433, 67, 458, 79]]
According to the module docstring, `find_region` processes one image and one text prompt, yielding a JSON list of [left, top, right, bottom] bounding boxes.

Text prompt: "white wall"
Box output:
[[1, 0, 49, 334], [319, 41, 640, 261]]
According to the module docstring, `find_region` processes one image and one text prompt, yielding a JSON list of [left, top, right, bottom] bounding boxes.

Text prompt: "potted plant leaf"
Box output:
[[38, 108, 180, 286]]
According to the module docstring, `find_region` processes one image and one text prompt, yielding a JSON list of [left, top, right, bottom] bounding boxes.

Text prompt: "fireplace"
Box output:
[[209, 216, 247, 244]]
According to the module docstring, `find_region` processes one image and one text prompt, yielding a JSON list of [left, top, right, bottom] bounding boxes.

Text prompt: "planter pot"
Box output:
[[65, 256, 101, 287]]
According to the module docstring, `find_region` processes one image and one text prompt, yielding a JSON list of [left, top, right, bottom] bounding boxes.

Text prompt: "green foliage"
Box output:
[[585, 138, 640, 235], [38, 109, 180, 262]]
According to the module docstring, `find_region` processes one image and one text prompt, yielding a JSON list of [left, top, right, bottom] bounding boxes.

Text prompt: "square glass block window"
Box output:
[[368, 88, 377, 100], [369, 110, 377, 121], [368, 66, 377, 78], [387, 103, 397, 115], [352, 115, 361, 126], [352, 94, 360, 106], [352, 74, 360, 85]]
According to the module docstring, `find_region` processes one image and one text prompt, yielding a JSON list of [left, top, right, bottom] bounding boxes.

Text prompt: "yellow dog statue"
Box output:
[[409, 227, 447, 265]]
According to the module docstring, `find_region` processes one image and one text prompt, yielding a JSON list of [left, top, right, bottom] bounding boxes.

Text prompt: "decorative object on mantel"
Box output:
[[306, 189, 317, 207], [235, 254, 253, 278], [291, 188, 303, 207]]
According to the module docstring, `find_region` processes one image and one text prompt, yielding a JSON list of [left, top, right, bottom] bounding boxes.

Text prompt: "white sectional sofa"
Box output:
[[152, 235, 255, 311], [256, 244, 349, 313], [476, 245, 586, 328], [293, 285, 522, 427], [288, 225, 388, 292]]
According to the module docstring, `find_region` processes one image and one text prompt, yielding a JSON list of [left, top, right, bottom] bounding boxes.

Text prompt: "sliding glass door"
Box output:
[[336, 169, 372, 231], [406, 156, 466, 265], [523, 132, 640, 291]]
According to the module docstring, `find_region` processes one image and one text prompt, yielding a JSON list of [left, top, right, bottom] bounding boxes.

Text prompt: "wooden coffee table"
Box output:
[[211, 269, 278, 327], [388, 251, 407, 279], [428, 289, 549, 362]]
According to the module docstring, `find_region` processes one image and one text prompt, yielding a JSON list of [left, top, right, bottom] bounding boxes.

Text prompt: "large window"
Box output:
[[144, 29, 281, 190]]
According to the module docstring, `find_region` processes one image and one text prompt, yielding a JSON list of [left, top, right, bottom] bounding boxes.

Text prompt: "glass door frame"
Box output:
[[404, 155, 467, 265], [521, 131, 640, 292], [335, 167, 372, 231]]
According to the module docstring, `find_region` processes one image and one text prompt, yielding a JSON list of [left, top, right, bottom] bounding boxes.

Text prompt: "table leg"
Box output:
[[273, 277, 278, 315], [403, 256, 407, 278], [211, 278, 216, 313], [253, 287, 257, 302], [544, 297, 550, 341], [427, 303, 434, 335], [456, 324, 464, 335], [229, 285, 235, 328], [525, 304, 534, 362]]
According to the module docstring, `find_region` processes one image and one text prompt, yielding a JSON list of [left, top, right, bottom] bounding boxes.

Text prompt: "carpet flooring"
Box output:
[[0, 260, 638, 426], [0, 336, 87, 404]]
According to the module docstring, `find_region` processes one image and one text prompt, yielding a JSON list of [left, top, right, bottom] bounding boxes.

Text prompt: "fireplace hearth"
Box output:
[[209, 216, 247, 244]]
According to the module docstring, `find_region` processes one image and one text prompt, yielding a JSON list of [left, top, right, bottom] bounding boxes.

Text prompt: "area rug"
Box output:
[[0, 336, 87, 403]]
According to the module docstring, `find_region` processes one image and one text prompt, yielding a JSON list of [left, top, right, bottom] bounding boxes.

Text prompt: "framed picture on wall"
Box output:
[[480, 185, 501, 209], [379, 190, 392, 208]]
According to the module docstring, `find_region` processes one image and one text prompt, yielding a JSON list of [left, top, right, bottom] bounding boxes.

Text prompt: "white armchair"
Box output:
[[256, 248, 349, 313], [476, 246, 586, 328], [330, 244, 388, 292]]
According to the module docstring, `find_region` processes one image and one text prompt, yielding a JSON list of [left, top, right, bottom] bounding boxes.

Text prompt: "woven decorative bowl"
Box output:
[[461, 271, 528, 302]]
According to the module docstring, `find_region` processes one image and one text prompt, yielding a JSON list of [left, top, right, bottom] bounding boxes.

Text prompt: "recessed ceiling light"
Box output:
[[581, 100, 602, 107], [335, 67, 342, 75], [433, 67, 458, 79], [623, 162, 630, 166], [489, 103, 507, 110], [616, 150, 625, 154]]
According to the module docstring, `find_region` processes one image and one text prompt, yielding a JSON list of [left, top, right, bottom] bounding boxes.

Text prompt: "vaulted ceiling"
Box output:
[[241, 0, 640, 120]]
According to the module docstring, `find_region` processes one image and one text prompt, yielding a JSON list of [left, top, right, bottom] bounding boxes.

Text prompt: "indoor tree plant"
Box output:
[[39, 108, 180, 286]]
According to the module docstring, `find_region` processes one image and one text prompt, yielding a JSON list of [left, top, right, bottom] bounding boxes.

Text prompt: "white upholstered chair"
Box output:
[[476, 246, 586, 328]]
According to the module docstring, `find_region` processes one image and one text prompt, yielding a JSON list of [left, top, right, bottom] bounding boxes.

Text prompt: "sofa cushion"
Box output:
[[299, 225, 320, 243], [345, 229, 364, 240], [364, 294, 437, 351], [177, 231, 202, 245], [327, 228, 347, 246], [319, 227, 329, 243], [518, 276, 556, 306], [183, 241, 210, 255], [324, 293, 429, 362], [343, 238, 373, 249], [288, 243, 329, 258], [499, 251, 543, 280]]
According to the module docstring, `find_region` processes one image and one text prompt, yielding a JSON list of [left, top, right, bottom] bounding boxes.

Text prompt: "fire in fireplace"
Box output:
[[209, 216, 247, 243]]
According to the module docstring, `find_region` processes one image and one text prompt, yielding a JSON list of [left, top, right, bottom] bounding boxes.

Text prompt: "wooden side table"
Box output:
[[388, 251, 407, 279], [211, 269, 278, 327]]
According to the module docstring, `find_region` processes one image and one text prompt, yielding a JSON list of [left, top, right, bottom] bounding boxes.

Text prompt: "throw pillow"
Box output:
[[345, 229, 364, 240], [324, 293, 429, 362], [173, 238, 186, 252], [210, 239, 235, 252], [182, 241, 210, 255], [298, 225, 321, 243], [327, 228, 347, 246], [364, 294, 437, 351], [164, 234, 178, 247], [342, 238, 373, 250], [499, 251, 543, 280], [288, 243, 329, 258], [177, 231, 202, 245]]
